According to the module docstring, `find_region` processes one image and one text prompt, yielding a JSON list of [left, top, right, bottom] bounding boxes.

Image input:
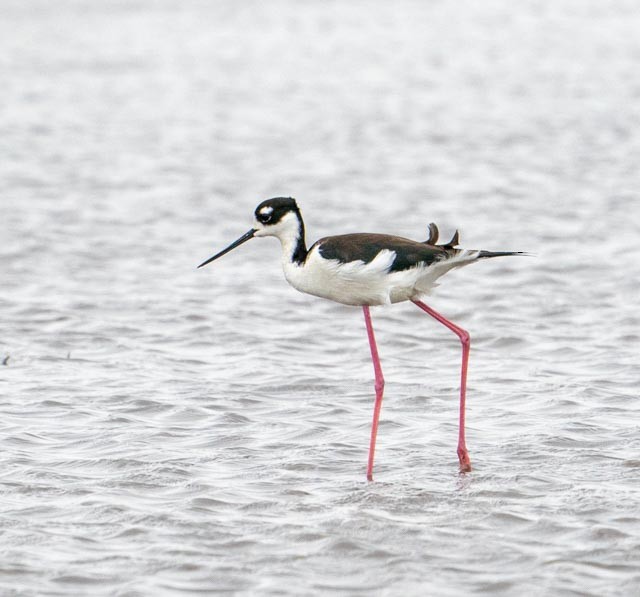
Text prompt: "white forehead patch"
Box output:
[[259, 206, 274, 216]]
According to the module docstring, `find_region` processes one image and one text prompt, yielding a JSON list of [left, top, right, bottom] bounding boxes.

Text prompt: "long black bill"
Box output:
[[197, 228, 256, 268]]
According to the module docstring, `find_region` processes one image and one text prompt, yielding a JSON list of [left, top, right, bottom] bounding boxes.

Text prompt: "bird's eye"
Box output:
[[257, 211, 272, 224]]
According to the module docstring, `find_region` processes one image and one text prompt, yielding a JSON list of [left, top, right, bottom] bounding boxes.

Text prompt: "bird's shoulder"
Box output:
[[310, 233, 449, 272]]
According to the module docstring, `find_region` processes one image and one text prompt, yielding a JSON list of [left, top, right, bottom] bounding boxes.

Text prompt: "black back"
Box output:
[[314, 233, 450, 272]]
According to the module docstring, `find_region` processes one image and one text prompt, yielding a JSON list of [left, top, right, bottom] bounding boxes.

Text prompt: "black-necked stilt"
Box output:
[[198, 197, 524, 481]]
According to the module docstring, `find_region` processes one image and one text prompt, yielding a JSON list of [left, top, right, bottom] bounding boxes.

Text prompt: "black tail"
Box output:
[[477, 250, 529, 259]]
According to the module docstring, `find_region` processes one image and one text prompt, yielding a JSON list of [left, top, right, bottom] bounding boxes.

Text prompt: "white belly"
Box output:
[[282, 247, 478, 306]]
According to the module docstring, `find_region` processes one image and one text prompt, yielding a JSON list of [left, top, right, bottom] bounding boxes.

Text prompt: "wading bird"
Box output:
[[198, 197, 523, 481]]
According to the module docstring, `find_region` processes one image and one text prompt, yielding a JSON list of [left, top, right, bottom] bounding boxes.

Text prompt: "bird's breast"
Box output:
[[282, 247, 403, 306]]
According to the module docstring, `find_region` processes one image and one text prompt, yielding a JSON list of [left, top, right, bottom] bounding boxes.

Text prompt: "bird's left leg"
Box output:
[[411, 299, 472, 472], [362, 305, 385, 481]]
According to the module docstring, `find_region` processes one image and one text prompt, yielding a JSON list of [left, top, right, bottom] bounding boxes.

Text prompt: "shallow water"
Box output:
[[1, 0, 640, 595]]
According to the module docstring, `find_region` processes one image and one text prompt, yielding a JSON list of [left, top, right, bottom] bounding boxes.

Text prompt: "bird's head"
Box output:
[[197, 197, 303, 268], [252, 197, 302, 238]]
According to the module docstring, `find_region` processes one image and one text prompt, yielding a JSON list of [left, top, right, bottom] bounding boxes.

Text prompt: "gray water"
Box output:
[[1, 1, 639, 595]]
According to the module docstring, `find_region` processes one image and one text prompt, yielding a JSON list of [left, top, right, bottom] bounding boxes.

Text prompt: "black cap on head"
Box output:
[[254, 197, 299, 225]]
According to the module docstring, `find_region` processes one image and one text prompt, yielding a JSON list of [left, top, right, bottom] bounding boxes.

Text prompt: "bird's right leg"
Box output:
[[362, 305, 385, 481]]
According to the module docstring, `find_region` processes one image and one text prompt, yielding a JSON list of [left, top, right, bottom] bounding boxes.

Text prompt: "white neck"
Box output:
[[256, 210, 307, 265]]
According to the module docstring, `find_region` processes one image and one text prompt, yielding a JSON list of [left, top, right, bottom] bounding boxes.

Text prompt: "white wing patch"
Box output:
[[333, 249, 397, 279]]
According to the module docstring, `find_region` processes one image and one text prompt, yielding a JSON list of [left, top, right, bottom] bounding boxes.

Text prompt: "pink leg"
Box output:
[[362, 305, 385, 481], [411, 300, 472, 473]]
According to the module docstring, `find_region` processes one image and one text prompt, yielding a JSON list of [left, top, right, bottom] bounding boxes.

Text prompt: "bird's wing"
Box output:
[[313, 233, 450, 272], [440, 229, 460, 249], [425, 222, 439, 244]]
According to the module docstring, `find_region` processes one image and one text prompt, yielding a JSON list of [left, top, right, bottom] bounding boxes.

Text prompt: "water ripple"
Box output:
[[2, 0, 640, 595]]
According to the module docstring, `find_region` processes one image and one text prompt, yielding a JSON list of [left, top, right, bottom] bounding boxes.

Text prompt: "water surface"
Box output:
[[1, 1, 639, 595]]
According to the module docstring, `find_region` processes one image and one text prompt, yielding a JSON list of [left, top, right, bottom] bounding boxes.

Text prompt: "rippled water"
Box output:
[[2, 1, 640, 595]]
